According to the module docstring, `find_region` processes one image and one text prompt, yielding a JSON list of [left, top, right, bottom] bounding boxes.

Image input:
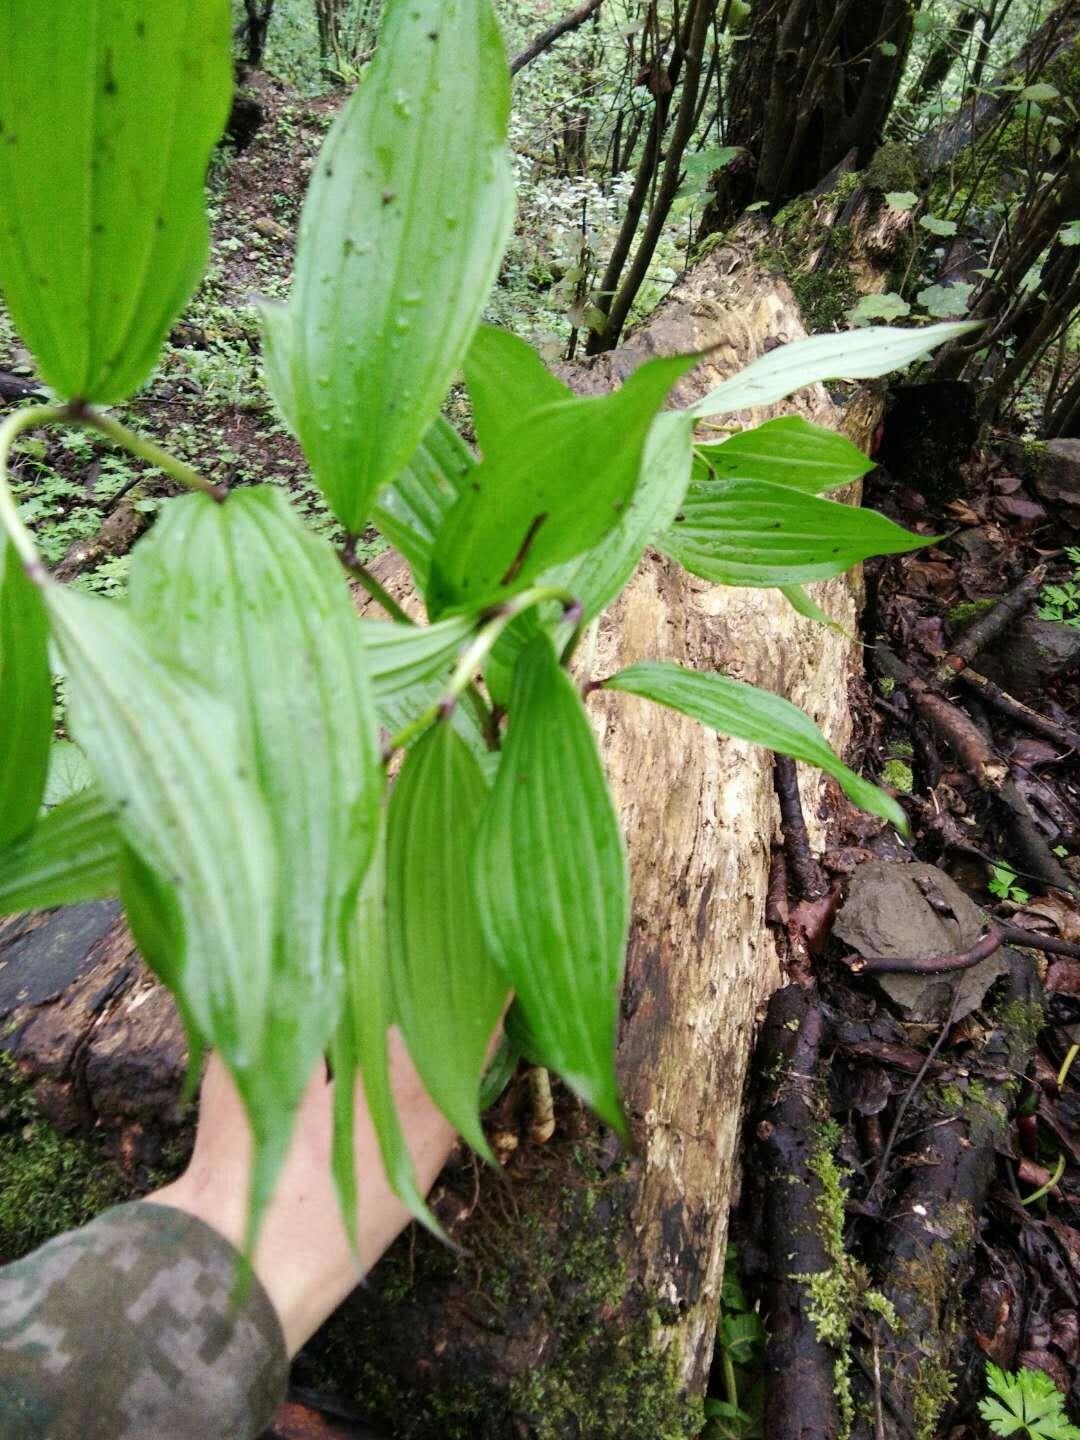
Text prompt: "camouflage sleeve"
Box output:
[[0, 1200, 288, 1439]]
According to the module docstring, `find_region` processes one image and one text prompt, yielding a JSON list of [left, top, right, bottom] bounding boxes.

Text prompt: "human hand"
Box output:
[[151, 1030, 457, 1355]]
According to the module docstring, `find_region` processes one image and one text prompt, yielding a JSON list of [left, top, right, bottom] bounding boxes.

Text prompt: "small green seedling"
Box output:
[[980, 1363, 1080, 1439], [1037, 549, 1080, 629], [989, 863, 1030, 905]]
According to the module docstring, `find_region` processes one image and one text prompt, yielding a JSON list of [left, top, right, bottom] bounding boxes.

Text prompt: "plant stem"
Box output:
[[385, 585, 578, 755], [0, 403, 69, 580], [339, 545, 415, 626], [339, 539, 504, 750], [722, 1347, 739, 1409], [73, 404, 226, 501]]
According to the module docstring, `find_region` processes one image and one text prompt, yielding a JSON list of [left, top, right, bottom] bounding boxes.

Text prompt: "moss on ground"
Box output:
[[881, 758, 914, 794], [795, 1123, 897, 1440], [0, 1053, 130, 1263], [298, 1136, 702, 1440]]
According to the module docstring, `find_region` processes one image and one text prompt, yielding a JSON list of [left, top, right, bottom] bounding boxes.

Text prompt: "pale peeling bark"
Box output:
[[575, 234, 875, 1391]]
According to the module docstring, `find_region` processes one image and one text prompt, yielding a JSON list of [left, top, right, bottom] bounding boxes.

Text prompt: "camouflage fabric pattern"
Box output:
[[0, 1200, 287, 1439]]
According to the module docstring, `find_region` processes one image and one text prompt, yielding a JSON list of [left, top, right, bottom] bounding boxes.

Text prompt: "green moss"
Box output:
[[791, 265, 860, 332], [895, 1232, 969, 1440], [767, 181, 859, 330], [949, 598, 997, 630], [863, 142, 919, 196], [298, 1137, 702, 1440], [913, 1353, 957, 1440], [795, 1125, 896, 1439], [0, 1053, 129, 1263], [881, 759, 914, 794], [994, 994, 1046, 1054]]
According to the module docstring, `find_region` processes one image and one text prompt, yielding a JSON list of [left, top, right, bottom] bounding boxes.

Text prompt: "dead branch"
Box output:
[[941, 565, 1047, 673], [756, 984, 840, 1440], [774, 755, 829, 901], [509, 0, 604, 76], [841, 927, 1003, 976]]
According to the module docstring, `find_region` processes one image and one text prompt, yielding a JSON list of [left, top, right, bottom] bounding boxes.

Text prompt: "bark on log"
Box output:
[[0, 235, 880, 1436]]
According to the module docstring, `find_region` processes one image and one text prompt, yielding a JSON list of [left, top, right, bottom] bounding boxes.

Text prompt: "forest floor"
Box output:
[[3, 64, 1080, 1440]]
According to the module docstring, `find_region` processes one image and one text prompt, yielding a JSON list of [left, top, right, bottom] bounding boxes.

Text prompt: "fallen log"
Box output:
[[0, 234, 880, 1436]]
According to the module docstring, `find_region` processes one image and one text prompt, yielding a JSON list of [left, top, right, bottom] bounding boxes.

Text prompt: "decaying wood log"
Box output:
[[0, 234, 881, 1437]]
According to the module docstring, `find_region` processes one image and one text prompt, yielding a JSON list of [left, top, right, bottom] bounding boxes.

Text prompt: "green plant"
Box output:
[[989, 862, 1031, 905], [1037, 548, 1080, 629], [0, 0, 975, 1248], [703, 1249, 764, 1439], [980, 1363, 1080, 1439]]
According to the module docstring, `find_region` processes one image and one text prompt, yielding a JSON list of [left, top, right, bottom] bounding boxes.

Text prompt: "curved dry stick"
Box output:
[[842, 927, 1003, 975]]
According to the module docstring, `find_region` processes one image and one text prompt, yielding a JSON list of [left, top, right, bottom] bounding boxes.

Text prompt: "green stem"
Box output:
[[722, 1347, 739, 1410], [339, 540, 503, 749], [1020, 1149, 1065, 1207], [74, 405, 225, 500], [340, 548, 415, 626], [386, 585, 578, 755], [0, 403, 69, 579]]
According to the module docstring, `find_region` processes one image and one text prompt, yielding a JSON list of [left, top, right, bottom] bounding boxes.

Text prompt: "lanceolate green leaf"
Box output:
[[428, 353, 695, 618], [386, 724, 507, 1159], [605, 661, 907, 832], [45, 583, 279, 1081], [695, 416, 873, 492], [464, 326, 569, 457], [0, 787, 119, 915], [780, 583, 852, 637], [332, 815, 441, 1244], [558, 409, 695, 623], [0, 539, 51, 847], [690, 321, 980, 418], [371, 418, 476, 600], [483, 410, 695, 700], [127, 487, 384, 1186], [0, 2, 232, 402], [264, 0, 514, 533], [361, 613, 474, 734], [475, 637, 629, 1134], [659, 478, 925, 586]]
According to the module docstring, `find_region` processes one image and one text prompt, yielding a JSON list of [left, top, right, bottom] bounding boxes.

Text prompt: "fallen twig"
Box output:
[[842, 927, 1003, 975], [997, 922, 1080, 961], [953, 665, 1080, 755], [940, 564, 1047, 674], [774, 754, 829, 901], [756, 985, 840, 1440]]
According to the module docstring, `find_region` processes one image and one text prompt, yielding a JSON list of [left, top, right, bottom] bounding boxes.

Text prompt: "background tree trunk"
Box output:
[[705, 0, 917, 226], [242, 0, 276, 67]]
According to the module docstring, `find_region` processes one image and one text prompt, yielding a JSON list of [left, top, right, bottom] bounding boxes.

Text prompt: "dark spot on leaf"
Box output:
[[135, 19, 145, 36], [93, 223, 105, 235], [325, 164, 333, 178], [155, 216, 165, 231], [674, 513, 685, 523], [343, 238, 354, 255], [382, 190, 396, 205], [471, 482, 481, 492], [428, 29, 439, 39]]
